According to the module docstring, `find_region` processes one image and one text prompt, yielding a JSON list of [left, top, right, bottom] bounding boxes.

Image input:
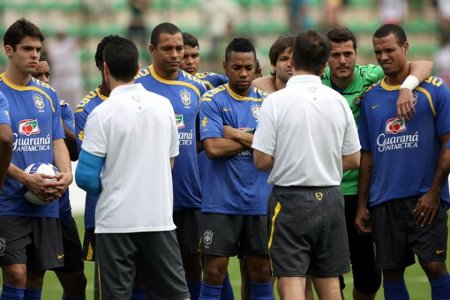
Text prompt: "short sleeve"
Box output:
[[252, 96, 276, 156], [81, 110, 107, 157], [341, 99, 361, 155], [358, 95, 371, 151], [199, 96, 224, 141], [60, 102, 75, 134], [167, 102, 179, 158], [0, 93, 10, 126], [51, 94, 65, 140], [74, 107, 89, 154]]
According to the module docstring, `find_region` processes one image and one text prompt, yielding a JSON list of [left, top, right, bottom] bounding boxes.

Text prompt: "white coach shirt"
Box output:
[[82, 83, 179, 233], [252, 75, 360, 186]]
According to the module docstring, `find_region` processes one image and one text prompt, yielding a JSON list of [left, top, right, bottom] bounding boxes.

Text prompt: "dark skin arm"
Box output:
[[413, 132, 450, 226], [63, 122, 78, 161], [355, 150, 373, 235]]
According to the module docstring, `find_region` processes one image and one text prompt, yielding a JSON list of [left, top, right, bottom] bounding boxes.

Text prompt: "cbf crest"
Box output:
[[33, 94, 45, 110], [203, 229, 213, 247], [180, 90, 191, 107], [251, 105, 260, 120]]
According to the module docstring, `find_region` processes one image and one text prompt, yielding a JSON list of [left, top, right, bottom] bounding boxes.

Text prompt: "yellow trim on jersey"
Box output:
[[225, 84, 264, 102], [203, 81, 214, 90], [380, 78, 400, 91], [74, 87, 108, 113], [149, 65, 201, 97], [416, 86, 436, 116], [0, 73, 56, 113]]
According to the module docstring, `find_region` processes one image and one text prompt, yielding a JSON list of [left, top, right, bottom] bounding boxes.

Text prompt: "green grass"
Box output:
[[10, 215, 449, 299]]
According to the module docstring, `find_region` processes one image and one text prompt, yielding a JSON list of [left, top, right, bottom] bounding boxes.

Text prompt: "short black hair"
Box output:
[[326, 27, 357, 50], [292, 30, 331, 75], [269, 35, 295, 66], [151, 22, 181, 47], [95, 35, 119, 68], [373, 24, 407, 46], [3, 18, 44, 50], [103, 36, 139, 82], [224, 38, 256, 63], [182, 32, 199, 48]]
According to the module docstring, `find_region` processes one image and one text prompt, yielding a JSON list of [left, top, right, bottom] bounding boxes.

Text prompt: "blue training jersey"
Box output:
[[0, 92, 11, 126], [59, 100, 75, 219], [199, 84, 271, 215], [196, 72, 228, 90], [359, 76, 450, 207], [74, 87, 108, 228], [0, 73, 64, 217], [135, 65, 207, 211]]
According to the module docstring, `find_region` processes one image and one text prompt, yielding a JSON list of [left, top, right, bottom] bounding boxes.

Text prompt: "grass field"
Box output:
[[10, 214, 450, 299]]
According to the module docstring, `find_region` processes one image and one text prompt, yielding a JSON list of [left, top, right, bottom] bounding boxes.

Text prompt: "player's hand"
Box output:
[[413, 191, 440, 226], [397, 88, 416, 121], [354, 204, 372, 235], [23, 172, 59, 202]]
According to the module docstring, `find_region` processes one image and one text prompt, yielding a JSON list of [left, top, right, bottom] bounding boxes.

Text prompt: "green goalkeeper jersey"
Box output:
[[321, 64, 385, 195]]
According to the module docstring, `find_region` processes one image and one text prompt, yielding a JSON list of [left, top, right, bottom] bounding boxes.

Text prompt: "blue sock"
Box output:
[[199, 281, 222, 300], [62, 296, 86, 300], [1, 284, 25, 300], [384, 278, 409, 300], [250, 282, 274, 300], [188, 281, 201, 300], [23, 288, 41, 300], [221, 274, 234, 300], [430, 274, 450, 300]]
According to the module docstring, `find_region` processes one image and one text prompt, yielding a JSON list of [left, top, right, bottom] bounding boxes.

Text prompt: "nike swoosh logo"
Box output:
[[436, 249, 446, 255], [57, 254, 64, 260], [371, 104, 380, 109]]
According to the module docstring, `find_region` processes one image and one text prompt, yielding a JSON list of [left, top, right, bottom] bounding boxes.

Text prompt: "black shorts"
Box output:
[[53, 217, 84, 272], [201, 213, 268, 257], [371, 196, 448, 270], [343, 195, 381, 294], [0, 216, 64, 271], [173, 208, 202, 256], [268, 186, 350, 277], [82, 228, 96, 262], [96, 230, 189, 300]]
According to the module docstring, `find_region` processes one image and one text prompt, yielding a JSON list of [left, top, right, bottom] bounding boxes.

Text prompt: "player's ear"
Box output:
[[402, 41, 409, 55], [4, 45, 13, 58], [149, 44, 155, 55]]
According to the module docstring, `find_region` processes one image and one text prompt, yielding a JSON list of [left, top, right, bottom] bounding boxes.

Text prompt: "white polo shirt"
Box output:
[[82, 83, 179, 233], [252, 75, 360, 187]]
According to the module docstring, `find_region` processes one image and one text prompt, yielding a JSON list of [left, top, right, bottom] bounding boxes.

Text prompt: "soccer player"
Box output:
[[253, 30, 361, 300], [181, 32, 228, 89], [0, 93, 12, 191], [32, 55, 87, 300], [135, 22, 207, 300], [323, 26, 433, 300], [199, 38, 273, 300], [74, 35, 112, 300], [356, 24, 450, 300], [75, 35, 189, 300], [0, 18, 72, 300], [252, 35, 295, 93]]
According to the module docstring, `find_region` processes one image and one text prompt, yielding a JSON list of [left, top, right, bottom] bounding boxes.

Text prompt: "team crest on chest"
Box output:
[[180, 90, 191, 107], [412, 91, 418, 107], [33, 94, 45, 110], [251, 105, 260, 120]]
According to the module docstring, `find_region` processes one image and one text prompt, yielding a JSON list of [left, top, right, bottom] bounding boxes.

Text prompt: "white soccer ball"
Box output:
[[23, 162, 59, 205]]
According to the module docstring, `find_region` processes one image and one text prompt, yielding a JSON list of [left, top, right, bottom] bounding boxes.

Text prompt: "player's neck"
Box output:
[[385, 68, 409, 86], [99, 82, 111, 97], [4, 67, 32, 86], [228, 84, 250, 97], [330, 74, 354, 90], [275, 76, 287, 91], [153, 65, 179, 80]]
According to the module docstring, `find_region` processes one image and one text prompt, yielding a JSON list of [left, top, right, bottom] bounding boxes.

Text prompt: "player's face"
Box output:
[[150, 32, 184, 75], [328, 41, 356, 80], [32, 61, 51, 83], [180, 45, 200, 75], [224, 51, 256, 95], [275, 47, 293, 84], [373, 33, 408, 76], [5, 36, 41, 75]]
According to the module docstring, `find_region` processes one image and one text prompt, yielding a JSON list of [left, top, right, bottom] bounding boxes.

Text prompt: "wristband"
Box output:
[[400, 75, 419, 90]]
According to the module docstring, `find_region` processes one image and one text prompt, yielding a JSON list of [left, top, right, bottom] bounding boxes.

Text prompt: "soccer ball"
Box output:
[[23, 162, 59, 205]]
